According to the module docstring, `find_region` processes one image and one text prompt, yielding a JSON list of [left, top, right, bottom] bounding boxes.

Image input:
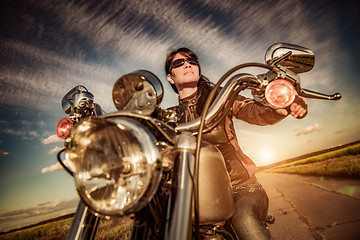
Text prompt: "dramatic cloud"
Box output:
[[0, 150, 9, 156], [1, 40, 117, 112], [0, 198, 79, 232], [0, 0, 343, 112], [1, 128, 40, 141], [41, 158, 74, 173], [42, 134, 64, 145], [41, 162, 62, 173], [0, 118, 43, 141], [28, 131, 39, 138], [2, 129, 26, 137], [295, 123, 323, 136], [47, 146, 63, 155]]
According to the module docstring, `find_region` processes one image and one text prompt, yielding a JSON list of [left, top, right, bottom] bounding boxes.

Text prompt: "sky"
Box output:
[[0, 0, 359, 232]]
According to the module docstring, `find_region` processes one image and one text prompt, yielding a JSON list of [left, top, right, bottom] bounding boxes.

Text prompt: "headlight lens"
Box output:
[[65, 117, 162, 217], [265, 79, 296, 108]]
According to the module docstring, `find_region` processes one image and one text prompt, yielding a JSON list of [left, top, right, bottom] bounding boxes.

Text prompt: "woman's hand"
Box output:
[[276, 95, 308, 118]]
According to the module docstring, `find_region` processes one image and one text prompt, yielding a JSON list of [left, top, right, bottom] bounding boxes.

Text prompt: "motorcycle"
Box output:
[[56, 43, 341, 240]]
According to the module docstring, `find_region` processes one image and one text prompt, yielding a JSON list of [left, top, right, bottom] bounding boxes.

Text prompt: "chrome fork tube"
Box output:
[[66, 201, 99, 240], [167, 131, 196, 240]]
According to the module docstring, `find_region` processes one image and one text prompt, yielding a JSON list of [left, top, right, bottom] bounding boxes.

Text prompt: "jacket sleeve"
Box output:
[[231, 95, 287, 125]]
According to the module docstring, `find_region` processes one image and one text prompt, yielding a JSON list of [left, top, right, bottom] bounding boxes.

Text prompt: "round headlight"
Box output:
[[65, 117, 162, 217], [265, 79, 296, 108]]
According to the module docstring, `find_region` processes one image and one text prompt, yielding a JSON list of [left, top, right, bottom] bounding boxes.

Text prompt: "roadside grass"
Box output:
[[0, 217, 132, 240], [95, 217, 132, 240], [0, 218, 72, 240], [265, 143, 360, 178]]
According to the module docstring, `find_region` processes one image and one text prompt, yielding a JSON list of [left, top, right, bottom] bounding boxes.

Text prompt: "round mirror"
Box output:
[[112, 70, 164, 115]]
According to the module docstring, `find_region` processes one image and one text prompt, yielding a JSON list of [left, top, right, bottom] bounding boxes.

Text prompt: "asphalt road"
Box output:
[[256, 172, 360, 240]]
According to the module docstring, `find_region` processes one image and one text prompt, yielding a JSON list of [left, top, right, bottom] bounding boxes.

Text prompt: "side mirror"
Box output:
[[112, 70, 164, 115], [61, 85, 93, 114], [265, 43, 315, 73]]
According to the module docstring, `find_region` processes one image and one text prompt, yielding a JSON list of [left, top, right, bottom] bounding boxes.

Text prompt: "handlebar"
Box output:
[[176, 71, 341, 133], [176, 73, 260, 133]]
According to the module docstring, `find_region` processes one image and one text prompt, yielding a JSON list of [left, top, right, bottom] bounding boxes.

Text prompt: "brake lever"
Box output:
[[299, 88, 341, 100]]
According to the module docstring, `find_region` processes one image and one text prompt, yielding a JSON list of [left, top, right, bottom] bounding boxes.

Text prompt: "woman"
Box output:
[[165, 47, 307, 239]]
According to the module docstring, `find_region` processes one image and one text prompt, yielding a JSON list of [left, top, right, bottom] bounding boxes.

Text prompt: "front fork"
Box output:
[[166, 131, 196, 240], [66, 201, 100, 240]]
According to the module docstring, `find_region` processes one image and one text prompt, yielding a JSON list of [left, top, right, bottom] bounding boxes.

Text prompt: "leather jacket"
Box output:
[[168, 86, 286, 187]]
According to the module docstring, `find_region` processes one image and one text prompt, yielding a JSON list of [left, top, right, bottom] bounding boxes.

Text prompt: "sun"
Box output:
[[259, 149, 273, 166]]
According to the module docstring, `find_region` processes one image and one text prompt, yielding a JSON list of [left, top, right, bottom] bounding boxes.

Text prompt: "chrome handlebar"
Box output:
[[176, 73, 260, 133], [175, 70, 341, 133]]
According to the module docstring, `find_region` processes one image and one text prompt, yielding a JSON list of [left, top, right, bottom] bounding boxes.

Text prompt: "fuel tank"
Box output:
[[194, 141, 234, 224]]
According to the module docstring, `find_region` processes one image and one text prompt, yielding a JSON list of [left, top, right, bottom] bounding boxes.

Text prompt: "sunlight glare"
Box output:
[[260, 149, 273, 166]]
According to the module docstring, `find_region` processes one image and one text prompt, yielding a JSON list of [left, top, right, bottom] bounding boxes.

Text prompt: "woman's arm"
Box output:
[[231, 95, 307, 125]]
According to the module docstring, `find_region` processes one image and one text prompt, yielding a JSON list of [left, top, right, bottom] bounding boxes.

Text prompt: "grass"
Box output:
[[265, 143, 360, 178], [0, 218, 73, 240], [95, 217, 132, 240], [0, 216, 132, 240]]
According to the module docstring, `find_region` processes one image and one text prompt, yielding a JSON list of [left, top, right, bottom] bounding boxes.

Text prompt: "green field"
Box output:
[[264, 142, 360, 178], [0, 217, 73, 240], [2, 142, 359, 239], [0, 217, 132, 240]]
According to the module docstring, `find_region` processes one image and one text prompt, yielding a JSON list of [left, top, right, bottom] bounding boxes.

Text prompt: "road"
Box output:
[[256, 172, 360, 240]]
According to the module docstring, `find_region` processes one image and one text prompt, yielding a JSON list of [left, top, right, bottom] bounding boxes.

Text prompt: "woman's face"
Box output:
[[167, 53, 200, 91]]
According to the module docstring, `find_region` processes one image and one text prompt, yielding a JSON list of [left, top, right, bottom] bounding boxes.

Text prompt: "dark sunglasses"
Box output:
[[170, 58, 198, 70]]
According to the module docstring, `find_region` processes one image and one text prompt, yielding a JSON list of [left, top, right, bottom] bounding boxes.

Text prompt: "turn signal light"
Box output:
[[56, 118, 73, 139]]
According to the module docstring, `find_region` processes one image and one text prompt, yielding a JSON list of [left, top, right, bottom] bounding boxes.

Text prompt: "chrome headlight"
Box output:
[[65, 117, 162, 217]]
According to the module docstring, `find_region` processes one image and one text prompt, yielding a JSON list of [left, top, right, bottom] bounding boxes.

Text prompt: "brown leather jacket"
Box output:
[[168, 86, 286, 187]]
